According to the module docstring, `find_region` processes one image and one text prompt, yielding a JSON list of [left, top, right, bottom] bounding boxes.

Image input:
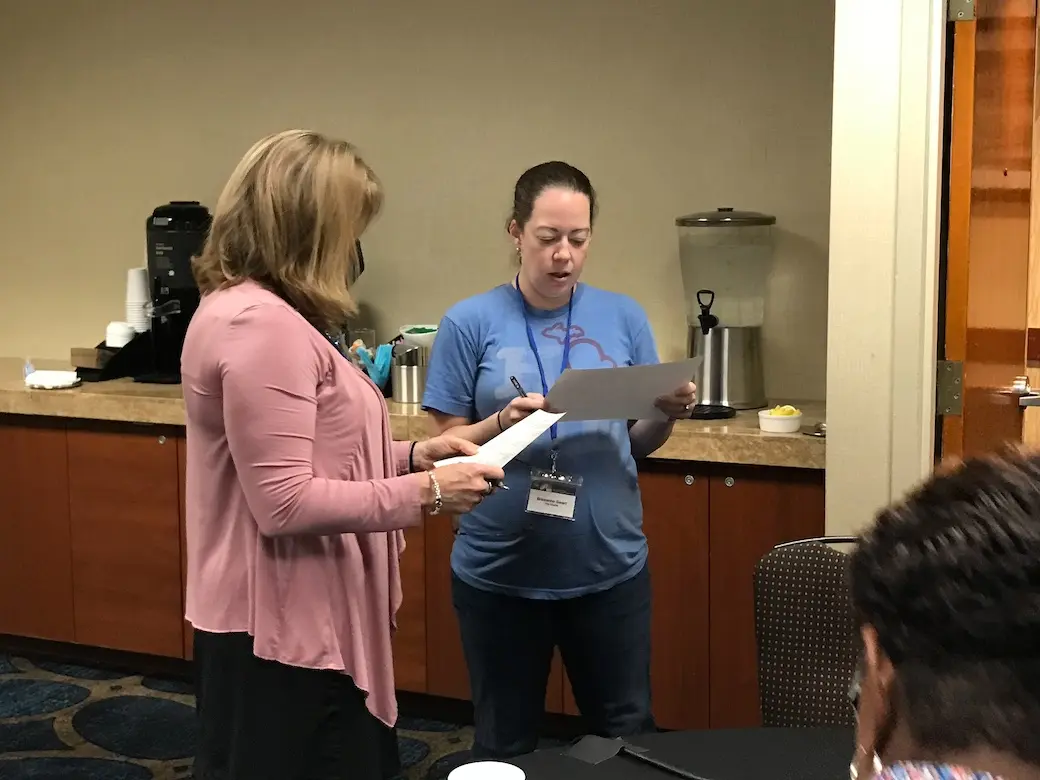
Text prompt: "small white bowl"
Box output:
[[448, 761, 525, 780], [399, 324, 439, 350], [758, 409, 803, 433]]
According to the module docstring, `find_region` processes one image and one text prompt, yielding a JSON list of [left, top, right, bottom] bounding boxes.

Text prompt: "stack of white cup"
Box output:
[[125, 267, 150, 332], [105, 321, 135, 348]]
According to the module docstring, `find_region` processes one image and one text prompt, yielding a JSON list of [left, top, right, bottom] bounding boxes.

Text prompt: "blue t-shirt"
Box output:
[[422, 282, 660, 600]]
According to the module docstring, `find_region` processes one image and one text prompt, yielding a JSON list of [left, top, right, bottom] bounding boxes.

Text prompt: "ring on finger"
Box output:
[[484, 480, 495, 496]]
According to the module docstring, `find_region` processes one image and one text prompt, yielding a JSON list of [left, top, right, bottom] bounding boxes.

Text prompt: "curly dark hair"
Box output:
[[849, 448, 1040, 763]]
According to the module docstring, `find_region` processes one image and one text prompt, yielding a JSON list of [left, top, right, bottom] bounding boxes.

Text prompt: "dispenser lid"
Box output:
[[148, 201, 212, 230], [675, 207, 776, 227]]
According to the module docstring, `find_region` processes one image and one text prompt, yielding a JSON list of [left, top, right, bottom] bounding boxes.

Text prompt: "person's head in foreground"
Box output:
[[192, 128, 382, 333], [849, 448, 1040, 780]]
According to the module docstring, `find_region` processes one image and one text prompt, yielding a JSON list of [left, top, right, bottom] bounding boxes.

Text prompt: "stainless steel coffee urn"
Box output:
[[676, 208, 774, 419]]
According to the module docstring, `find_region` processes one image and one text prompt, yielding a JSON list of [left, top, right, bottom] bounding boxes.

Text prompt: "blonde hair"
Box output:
[[193, 129, 383, 332]]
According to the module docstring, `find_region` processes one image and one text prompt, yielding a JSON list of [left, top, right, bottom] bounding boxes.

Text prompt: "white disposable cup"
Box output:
[[126, 300, 151, 332], [126, 267, 149, 301], [106, 321, 135, 348]]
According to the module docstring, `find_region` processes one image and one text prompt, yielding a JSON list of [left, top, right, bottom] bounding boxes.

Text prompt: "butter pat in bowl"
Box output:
[[758, 405, 803, 433]]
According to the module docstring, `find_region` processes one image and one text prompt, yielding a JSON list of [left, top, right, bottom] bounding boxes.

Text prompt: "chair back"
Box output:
[[753, 537, 858, 728]]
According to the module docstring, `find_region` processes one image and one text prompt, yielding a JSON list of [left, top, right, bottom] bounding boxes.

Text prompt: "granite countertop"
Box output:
[[0, 357, 825, 469]]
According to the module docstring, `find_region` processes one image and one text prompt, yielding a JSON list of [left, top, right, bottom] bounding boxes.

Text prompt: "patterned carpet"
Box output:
[[0, 653, 497, 780]]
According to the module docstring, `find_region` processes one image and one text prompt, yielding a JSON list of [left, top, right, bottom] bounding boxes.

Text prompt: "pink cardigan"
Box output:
[[181, 280, 422, 727]]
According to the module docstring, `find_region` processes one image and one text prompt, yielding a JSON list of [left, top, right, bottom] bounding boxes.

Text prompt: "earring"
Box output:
[[849, 747, 883, 780], [515, 244, 522, 261]]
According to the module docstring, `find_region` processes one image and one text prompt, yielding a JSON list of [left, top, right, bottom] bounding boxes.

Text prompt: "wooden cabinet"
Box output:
[[394, 524, 427, 692], [545, 655, 565, 714], [424, 515, 469, 699], [638, 466, 711, 730], [707, 467, 827, 728], [0, 416, 823, 731], [560, 463, 824, 729], [177, 435, 192, 660], [0, 418, 75, 642], [67, 424, 184, 658]]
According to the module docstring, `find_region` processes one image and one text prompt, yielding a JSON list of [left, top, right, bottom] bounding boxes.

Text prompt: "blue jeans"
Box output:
[[452, 562, 655, 758]]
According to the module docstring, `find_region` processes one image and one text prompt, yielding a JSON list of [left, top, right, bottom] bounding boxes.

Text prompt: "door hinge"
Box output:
[[948, 0, 976, 21], [937, 360, 964, 416]]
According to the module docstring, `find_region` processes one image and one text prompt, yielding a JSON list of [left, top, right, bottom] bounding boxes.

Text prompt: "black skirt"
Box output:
[[193, 629, 401, 780]]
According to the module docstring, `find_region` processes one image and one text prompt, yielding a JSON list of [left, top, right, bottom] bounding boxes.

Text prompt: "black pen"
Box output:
[[510, 376, 527, 397], [488, 376, 525, 493]]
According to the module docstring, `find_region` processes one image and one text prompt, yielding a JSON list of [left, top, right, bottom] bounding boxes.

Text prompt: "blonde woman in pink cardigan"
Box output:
[[181, 130, 503, 780]]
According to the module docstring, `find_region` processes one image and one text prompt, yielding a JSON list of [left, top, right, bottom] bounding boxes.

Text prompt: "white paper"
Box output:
[[433, 409, 566, 469], [544, 358, 702, 422]]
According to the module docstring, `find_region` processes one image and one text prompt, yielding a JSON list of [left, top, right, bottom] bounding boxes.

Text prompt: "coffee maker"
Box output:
[[676, 208, 774, 419], [134, 201, 212, 384]]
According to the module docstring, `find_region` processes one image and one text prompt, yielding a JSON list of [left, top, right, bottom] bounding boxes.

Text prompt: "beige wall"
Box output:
[[0, 0, 834, 401]]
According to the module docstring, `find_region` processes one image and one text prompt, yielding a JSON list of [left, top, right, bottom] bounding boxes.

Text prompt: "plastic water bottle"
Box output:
[[22, 357, 35, 379]]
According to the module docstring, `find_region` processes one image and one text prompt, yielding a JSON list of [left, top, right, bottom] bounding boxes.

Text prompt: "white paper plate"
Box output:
[[25, 370, 81, 390], [448, 761, 525, 780]]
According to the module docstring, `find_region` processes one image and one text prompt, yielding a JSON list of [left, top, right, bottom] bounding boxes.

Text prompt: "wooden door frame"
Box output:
[[935, 16, 971, 461], [936, 3, 1039, 461]]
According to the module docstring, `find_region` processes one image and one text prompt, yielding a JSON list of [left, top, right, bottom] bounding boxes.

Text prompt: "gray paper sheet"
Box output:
[[545, 358, 702, 422]]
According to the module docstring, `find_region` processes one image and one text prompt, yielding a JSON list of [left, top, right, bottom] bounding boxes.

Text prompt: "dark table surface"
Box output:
[[507, 727, 855, 780]]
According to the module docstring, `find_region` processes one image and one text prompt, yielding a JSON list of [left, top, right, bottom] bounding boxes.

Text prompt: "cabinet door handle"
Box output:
[[684, 475, 695, 486], [724, 477, 735, 487], [158, 435, 167, 445]]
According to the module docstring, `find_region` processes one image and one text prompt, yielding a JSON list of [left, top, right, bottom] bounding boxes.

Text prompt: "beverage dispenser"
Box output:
[[137, 201, 212, 384], [676, 207, 775, 419]]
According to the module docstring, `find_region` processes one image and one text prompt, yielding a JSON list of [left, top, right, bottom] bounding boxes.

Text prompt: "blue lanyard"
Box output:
[[515, 274, 573, 443]]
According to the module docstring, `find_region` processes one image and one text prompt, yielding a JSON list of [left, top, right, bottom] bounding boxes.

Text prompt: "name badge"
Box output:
[[526, 468, 583, 520]]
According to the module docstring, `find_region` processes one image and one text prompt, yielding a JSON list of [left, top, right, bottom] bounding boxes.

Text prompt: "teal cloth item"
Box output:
[[359, 343, 392, 390]]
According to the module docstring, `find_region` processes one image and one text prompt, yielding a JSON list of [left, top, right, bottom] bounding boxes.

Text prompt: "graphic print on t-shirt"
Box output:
[[493, 346, 535, 397], [542, 323, 618, 369]]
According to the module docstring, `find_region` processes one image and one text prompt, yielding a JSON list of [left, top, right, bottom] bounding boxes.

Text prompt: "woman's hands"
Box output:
[[497, 393, 547, 430], [654, 381, 697, 420], [427, 462, 506, 515], [412, 435, 478, 472], [411, 434, 505, 515], [424, 394, 547, 451]]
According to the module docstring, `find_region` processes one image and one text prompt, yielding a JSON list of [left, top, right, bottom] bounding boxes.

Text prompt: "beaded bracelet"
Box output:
[[427, 471, 443, 515]]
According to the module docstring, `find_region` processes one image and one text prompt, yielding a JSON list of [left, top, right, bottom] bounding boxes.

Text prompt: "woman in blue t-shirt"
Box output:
[[422, 161, 696, 759]]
